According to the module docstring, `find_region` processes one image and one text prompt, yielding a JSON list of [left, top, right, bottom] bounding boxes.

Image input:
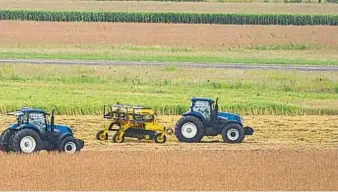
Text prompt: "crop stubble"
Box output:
[[0, 115, 337, 150]]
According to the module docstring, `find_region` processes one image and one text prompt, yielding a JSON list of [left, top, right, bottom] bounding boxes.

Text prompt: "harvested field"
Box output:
[[1, 115, 338, 150], [2, 0, 338, 15], [0, 149, 337, 191], [1, 21, 338, 48], [0, 115, 337, 190]]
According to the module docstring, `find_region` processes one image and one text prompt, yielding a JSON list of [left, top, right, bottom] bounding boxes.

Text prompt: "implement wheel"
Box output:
[[112, 133, 124, 143], [96, 130, 108, 140], [154, 133, 167, 144]]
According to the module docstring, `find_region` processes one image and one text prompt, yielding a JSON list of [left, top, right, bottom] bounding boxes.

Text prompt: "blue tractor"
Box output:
[[175, 97, 254, 143], [0, 107, 84, 154]]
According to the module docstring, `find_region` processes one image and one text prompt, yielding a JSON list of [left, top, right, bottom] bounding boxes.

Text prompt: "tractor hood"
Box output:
[[7, 123, 73, 134], [53, 124, 73, 134], [218, 112, 243, 124]]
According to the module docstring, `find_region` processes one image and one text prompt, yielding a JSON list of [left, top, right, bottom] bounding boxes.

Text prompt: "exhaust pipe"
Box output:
[[51, 109, 55, 132]]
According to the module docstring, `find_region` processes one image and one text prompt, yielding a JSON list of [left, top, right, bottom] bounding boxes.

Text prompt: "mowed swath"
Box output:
[[1, 21, 338, 47], [2, 0, 338, 15]]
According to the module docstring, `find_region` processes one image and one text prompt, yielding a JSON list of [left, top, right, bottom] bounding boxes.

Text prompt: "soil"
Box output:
[[2, 0, 338, 14], [1, 21, 338, 48], [0, 149, 337, 190]]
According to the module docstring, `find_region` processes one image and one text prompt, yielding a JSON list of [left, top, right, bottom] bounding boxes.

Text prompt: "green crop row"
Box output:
[[0, 10, 337, 25]]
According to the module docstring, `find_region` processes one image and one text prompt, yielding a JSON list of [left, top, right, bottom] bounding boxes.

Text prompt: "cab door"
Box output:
[[192, 101, 211, 125], [28, 112, 47, 138]]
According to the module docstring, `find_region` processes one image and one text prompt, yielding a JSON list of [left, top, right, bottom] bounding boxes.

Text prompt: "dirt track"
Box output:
[[1, 21, 338, 48], [2, 59, 338, 71], [0, 149, 337, 190]]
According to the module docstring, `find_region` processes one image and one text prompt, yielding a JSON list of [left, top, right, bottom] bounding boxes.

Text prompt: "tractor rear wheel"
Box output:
[[112, 133, 124, 143], [175, 116, 204, 143], [0, 129, 16, 152], [59, 136, 81, 154], [11, 129, 42, 153], [222, 123, 245, 143], [96, 130, 108, 140]]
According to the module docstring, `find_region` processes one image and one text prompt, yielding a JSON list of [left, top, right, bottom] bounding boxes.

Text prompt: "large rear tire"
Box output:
[[222, 123, 245, 143], [175, 116, 204, 143], [11, 129, 42, 153], [0, 129, 16, 152]]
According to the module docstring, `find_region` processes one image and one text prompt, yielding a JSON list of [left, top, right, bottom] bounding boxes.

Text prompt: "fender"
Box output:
[[221, 120, 243, 129], [182, 111, 205, 125], [222, 121, 254, 135], [9, 124, 42, 136], [56, 133, 73, 144]]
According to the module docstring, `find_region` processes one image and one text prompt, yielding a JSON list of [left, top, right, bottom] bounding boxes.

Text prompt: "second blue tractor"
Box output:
[[175, 97, 254, 143]]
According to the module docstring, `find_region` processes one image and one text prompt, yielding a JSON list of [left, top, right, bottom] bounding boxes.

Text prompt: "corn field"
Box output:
[[0, 10, 337, 25]]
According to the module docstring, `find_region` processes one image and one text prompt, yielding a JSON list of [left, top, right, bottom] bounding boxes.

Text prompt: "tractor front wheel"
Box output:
[[175, 116, 204, 143], [222, 123, 245, 143], [112, 133, 124, 143], [96, 130, 108, 140], [59, 136, 81, 154], [154, 133, 167, 143], [11, 129, 42, 153]]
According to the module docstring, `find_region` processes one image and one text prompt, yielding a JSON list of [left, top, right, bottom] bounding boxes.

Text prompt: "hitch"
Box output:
[[166, 128, 174, 135]]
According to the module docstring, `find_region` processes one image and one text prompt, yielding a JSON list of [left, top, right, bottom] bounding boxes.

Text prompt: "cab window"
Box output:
[[29, 113, 46, 128], [192, 101, 211, 120]]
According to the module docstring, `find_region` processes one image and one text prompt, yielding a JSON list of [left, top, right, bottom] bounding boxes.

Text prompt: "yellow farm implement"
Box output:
[[96, 104, 172, 143]]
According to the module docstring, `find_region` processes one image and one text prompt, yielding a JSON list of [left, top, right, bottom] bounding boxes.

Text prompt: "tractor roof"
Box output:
[[7, 108, 49, 116], [19, 107, 48, 114], [191, 97, 214, 103]]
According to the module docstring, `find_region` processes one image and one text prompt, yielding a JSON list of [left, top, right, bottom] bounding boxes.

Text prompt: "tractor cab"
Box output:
[[189, 97, 219, 126], [7, 108, 49, 131]]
